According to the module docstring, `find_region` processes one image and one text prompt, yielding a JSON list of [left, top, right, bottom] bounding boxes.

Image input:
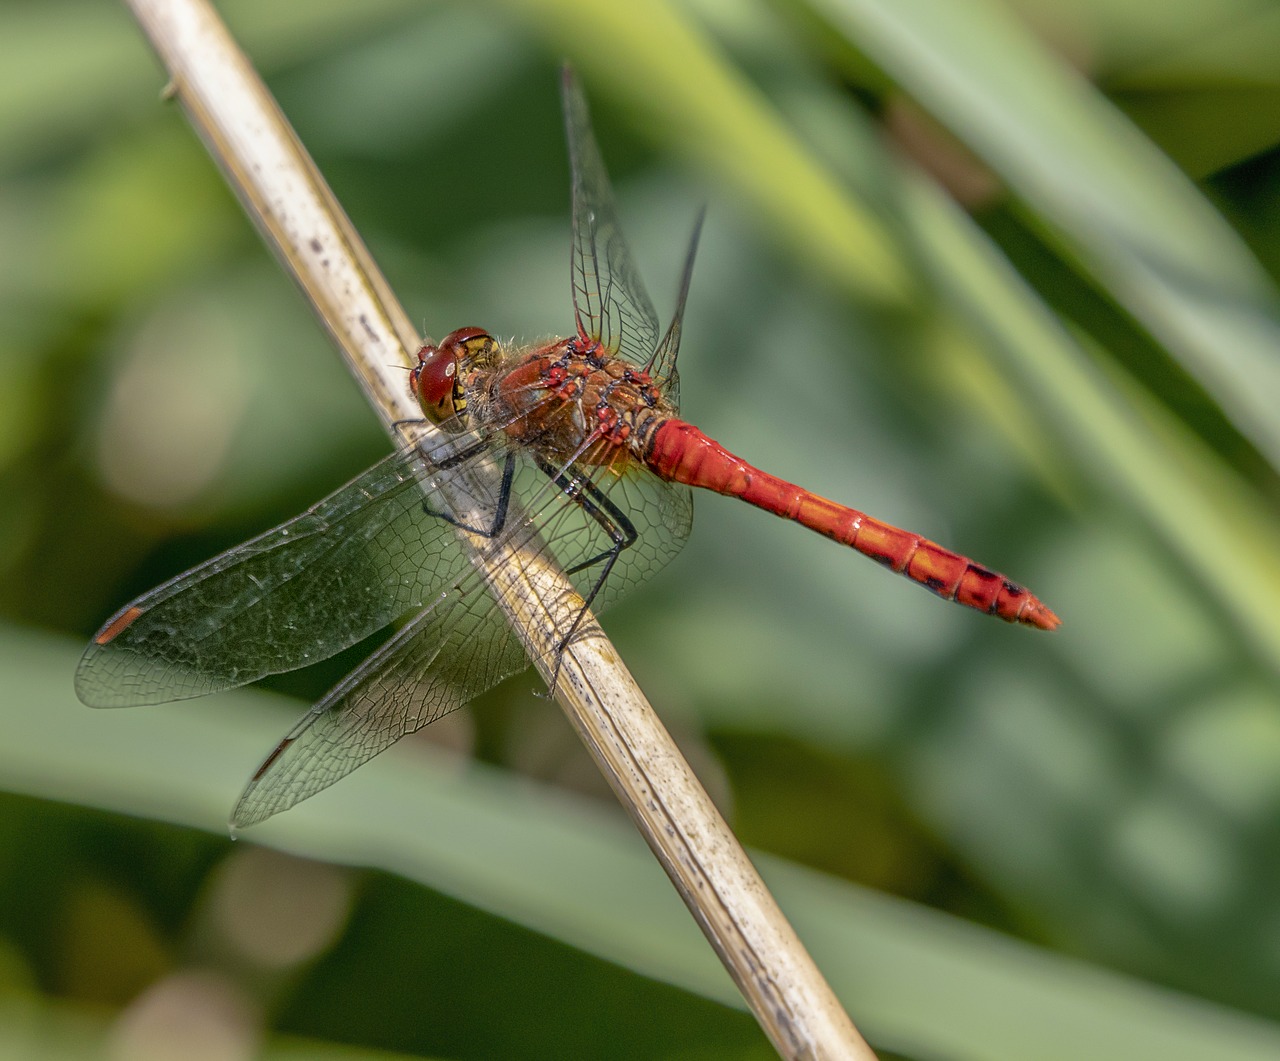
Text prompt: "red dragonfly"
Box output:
[[77, 69, 1058, 828]]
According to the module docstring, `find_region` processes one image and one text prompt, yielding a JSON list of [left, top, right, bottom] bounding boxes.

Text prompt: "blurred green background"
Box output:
[[4, 0, 1280, 1058]]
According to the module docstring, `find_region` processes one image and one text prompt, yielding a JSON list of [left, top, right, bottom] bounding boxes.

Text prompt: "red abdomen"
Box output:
[[645, 419, 1059, 630]]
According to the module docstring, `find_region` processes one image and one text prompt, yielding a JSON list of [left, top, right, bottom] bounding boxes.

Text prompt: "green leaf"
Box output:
[[6, 626, 1280, 1060], [805, 0, 1280, 473]]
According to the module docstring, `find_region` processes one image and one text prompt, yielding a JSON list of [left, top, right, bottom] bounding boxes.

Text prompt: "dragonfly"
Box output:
[[77, 68, 1059, 829]]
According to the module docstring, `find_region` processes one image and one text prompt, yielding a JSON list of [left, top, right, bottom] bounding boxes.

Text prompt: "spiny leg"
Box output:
[[421, 450, 518, 538], [533, 456, 637, 696]]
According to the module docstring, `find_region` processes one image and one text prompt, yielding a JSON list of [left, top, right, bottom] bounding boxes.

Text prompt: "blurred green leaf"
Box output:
[[5, 627, 1280, 1061], [903, 174, 1280, 668], [0, 988, 442, 1061], [0, 0, 419, 168], [1116, 86, 1280, 178], [804, 0, 1280, 475]]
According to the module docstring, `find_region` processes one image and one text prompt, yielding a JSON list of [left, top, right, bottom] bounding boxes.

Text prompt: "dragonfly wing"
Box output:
[[562, 66, 660, 366], [231, 576, 529, 828], [645, 208, 706, 406], [75, 441, 508, 707], [233, 450, 694, 827]]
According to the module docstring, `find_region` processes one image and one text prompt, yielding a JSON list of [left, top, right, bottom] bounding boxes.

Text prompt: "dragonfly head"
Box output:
[[411, 327, 499, 426]]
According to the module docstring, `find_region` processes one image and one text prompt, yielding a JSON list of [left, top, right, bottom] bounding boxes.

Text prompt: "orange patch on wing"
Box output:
[[95, 605, 144, 645]]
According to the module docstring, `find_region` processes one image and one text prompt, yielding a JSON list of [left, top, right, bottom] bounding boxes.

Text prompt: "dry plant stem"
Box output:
[[122, 1, 875, 1057]]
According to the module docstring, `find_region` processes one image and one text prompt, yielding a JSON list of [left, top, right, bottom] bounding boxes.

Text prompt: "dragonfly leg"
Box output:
[[421, 451, 517, 538], [534, 458, 637, 696]]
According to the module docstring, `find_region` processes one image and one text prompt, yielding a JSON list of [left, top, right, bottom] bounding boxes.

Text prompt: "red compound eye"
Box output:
[[411, 341, 460, 424], [410, 328, 496, 425]]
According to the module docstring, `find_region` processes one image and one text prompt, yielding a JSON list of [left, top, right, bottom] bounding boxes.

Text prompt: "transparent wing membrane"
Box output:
[[231, 454, 690, 827], [75, 448, 493, 707], [646, 208, 706, 405], [562, 67, 660, 366]]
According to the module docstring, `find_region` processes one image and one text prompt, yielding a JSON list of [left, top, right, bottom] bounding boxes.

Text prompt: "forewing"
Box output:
[[75, 442, 507, 707], [233, 449, 693, 826], [562, 66, 659, 365]]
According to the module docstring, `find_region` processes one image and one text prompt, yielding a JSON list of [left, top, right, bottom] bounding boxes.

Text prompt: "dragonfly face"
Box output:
[[411, 327, 502, 426]]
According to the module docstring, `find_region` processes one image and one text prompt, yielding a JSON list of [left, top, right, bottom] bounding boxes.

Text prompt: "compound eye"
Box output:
[[410, 341, 461, 424], [410, 328, 496, 425]]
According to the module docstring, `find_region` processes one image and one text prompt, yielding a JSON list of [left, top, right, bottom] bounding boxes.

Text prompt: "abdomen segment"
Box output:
[[645, 419, 1060, 630]]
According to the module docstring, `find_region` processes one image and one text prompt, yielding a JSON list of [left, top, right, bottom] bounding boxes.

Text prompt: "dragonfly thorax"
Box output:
[[478, 339, 675, 469]]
